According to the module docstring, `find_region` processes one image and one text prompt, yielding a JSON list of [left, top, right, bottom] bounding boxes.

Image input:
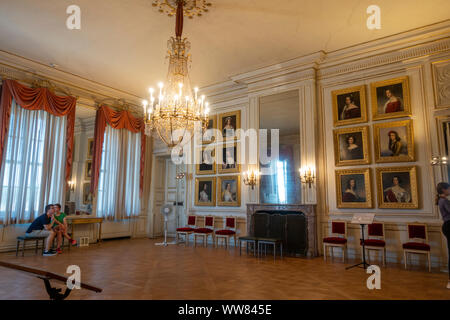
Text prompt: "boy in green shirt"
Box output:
[[51, 204, 77, 253]]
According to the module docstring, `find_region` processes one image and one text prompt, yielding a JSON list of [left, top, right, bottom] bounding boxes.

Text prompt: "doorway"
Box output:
[[150, 155, 186, 238]]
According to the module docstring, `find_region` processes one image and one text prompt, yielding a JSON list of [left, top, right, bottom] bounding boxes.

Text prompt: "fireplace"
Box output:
[[246, 204, 317, 257]]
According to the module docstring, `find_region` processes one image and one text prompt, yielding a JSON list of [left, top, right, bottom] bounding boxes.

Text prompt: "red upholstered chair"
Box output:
[[361, 222, 386, 266], [214, 217, 237, 249], [176, 215, 196, 246], [403, 223, 431, 272], [323, 221, 347, 262], [194, 216, 215, 247]]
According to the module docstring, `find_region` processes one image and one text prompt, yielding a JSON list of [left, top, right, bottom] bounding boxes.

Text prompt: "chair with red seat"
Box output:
[[176, 215, 197, 246], [403, 223, 431, 272], [323, 221, 347, 262], [194, 216, 215, 247], [214, 216, 237, 249], [361, 222, 386, 266]]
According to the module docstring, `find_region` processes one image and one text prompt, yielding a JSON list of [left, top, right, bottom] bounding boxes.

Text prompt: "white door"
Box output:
[[151, 156, 166, 237], [164, 159, 186, 236]]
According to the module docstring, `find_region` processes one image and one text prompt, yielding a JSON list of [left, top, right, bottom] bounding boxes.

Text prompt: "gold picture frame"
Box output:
[[85, 160, 92, 179], [218, 142, 240, 174], [374, 119, 415, 163], [218, 110, 241, 141], [87, 138, 94, 159], [195, 146, 216, 175], [217, 175, 241, 207], [335, 168, 373, 209], [371, 76, 411, 121], [376, 166, 418, 209], [333, 126, 371, 166], [194, 177, 216, 207], [202, 115, 217, 144], [332, 85, 367, 127]]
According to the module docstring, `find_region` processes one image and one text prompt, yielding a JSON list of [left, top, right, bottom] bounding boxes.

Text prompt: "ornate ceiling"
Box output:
[[0, 0, 448, 98]]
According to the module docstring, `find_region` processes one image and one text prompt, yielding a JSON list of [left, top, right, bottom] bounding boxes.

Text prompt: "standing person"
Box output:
[[25, 204, 57, 256], [436, 182, 450, 289], [51, 203, 77, 253]]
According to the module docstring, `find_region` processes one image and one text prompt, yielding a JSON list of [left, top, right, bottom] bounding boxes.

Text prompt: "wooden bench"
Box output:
[[0, 260, 102, 300], [16, 236, 46, 257]]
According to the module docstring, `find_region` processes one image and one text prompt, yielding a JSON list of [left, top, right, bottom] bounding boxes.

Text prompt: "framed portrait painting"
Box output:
[[333, 126, 370, 166], [374, 119, 414, 163], [335, 168, 373, 209], [371, 76, 411, 120], [217, 175, 240, 207], [218, 110, 241, 141], [218, 142, 240, 174], [195, 146, 216, 175], [194, 177, 216, 207], [376, 166, 418, 209], [85, 160, 92, 179], [82, 182, 92, 205], [202, 115, 217, 144], [332, 85, 367, 127], [87, 138, 94, 159]]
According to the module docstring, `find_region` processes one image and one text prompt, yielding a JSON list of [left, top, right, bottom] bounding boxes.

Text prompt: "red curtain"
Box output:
[[0, 79, 77, 182], [91, 105, 146, 196]]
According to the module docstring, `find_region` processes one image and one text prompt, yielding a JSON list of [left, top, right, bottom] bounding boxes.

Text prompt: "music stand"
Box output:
[[346, 213, 375, 270]]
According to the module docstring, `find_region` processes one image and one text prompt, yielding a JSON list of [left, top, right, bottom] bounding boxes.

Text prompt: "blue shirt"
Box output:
[[438, 197, 450, 223], [26, 213, 51, 233]]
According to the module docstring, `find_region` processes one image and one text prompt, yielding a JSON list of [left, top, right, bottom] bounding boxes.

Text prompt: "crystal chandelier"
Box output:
[[144, 0, 211, 148]]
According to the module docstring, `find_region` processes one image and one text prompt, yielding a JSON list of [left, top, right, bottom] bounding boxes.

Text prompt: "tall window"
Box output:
[[0, 100, 66, 224], [96, 125, 141, 219]]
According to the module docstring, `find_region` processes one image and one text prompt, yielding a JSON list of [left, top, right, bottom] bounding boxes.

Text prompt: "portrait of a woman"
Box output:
[[222, 183, 234, 202], [342, 178, 364, 202], [383, 88, 403, 114], [387, 130, 405, 156], [342, 135, 363, 161], [199, 183, 210, 202], [222, 117, 234, 136], [340, 95, 361, 120], [384, 176, 411, 203]]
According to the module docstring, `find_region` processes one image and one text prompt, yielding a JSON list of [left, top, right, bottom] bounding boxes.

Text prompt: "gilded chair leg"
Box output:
[[342, 246, 345, 263], [323, 244, 327, 261], [404, 251, 407, 269], [427, 253, 431, 272]]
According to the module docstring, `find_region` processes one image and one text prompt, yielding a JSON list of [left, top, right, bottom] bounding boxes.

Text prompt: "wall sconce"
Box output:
[[68, 180, 75, 192], [431, 156, 448, 166], [299, 167, 316, 189], [243, 169, 260, 190]]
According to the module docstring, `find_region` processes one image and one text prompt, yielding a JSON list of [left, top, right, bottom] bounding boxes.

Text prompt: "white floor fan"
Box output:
[[155, 204, 177, 246]]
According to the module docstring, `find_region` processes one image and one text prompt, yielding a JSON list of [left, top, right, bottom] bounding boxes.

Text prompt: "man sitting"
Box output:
[[51, 203, 76, 254], [25, 204, 57, 256]]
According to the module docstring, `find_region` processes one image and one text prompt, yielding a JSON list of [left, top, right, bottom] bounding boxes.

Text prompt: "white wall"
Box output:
[[179, 22, 450, 269]]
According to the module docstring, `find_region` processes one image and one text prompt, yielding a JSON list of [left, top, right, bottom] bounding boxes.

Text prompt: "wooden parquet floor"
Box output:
[[0, 238, 449, 300]]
